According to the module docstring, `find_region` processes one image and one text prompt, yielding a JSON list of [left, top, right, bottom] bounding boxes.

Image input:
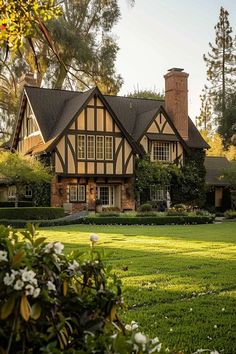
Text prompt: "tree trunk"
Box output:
[[54, 64, 68, 89]]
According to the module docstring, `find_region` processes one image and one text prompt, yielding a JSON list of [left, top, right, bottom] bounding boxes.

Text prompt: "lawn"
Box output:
[[39, 222, 236, 354]]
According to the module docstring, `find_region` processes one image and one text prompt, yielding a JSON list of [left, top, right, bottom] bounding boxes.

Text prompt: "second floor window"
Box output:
[[96, 136, 104, 160], [152, 142, 170, 161], [87, 136, 95, 159], [78, 135, 85, 159], [105, 136, 113, 160]]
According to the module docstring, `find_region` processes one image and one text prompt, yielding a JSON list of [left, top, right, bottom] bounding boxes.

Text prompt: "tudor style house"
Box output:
[[10, 68, 208, 212]]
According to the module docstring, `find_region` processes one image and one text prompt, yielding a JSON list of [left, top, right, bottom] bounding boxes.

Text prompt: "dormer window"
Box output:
[[152, 142, 171, 162]]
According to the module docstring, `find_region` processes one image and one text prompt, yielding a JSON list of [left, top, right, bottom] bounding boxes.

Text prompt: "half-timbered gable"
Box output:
[[54, 94, 134, 177], [139, 110, 185, 164], [14, 99, 43, 155]]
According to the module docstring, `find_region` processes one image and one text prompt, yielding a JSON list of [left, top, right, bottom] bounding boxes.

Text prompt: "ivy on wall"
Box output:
[[135, 150, 206, 207]]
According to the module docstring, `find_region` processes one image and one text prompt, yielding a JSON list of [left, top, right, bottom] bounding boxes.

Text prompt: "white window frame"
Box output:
[[69, 185, 86, 202], [78, 135, 86, 159], [96, 136, 104, 160], [8, 185, 16, 200], [87, 135, 95, 160], [24, 185, 32, 198], [78, 185, 86, 202], [69, 185, 78, 202], [152, 142, 171, 162], [97, 185, 114, 206], [150, 185, 170, 202], [105, 136, 113, 160]]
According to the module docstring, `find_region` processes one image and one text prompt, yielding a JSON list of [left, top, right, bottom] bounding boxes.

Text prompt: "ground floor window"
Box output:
[[97, 185, 114, 206], [24, 185, 32, 198], [150, 185, 170, 202], [8, 185, 16, 199], [69, 185, 86, 202]]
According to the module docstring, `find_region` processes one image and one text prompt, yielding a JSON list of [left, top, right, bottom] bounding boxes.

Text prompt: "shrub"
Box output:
[[0, 224, 161, 353], [224, 210, 236, 219], [166, 208, 187, 216], [0, 201, 34, 208], [83, 215, 214, 225], [139, 203, 152, 212], [136, 211, 158, 217], [98, 212, 120, 217], [0, 207, 64, 220]]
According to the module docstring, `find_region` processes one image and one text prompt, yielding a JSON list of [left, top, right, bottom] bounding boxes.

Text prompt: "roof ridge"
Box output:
[[104, 94, 164, 103], [25, 85, 91, 94]]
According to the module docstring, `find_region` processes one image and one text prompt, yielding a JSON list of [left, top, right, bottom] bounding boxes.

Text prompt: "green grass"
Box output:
[[39, 222, 236, 353]]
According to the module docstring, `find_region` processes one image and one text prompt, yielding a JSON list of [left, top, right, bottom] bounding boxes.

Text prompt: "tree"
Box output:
[[127, 89, 164, 100], [196, 88, 213, 131], [0, 152, 51, 207], [203, 7, 236, 145]]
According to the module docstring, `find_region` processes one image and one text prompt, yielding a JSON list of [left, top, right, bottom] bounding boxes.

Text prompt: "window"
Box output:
[[69, 185, 86, 202], [150, 185, 169, 201], [8, 186, 16, 199], [87, 135, 95, 159], [69, 185, 77, 202], [78, 135, 85, 159], [78, 185, 86, 201], [152, 142, 170, 161], [96, 136, 104, 160], [105, 136, 113, 160], [26, 116, 38, 136], [24, 185, 32, 198], [97, 186, 114, 206]]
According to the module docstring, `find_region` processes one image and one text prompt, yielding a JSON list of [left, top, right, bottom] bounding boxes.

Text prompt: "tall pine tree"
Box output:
[[203, 7, 236, 146]]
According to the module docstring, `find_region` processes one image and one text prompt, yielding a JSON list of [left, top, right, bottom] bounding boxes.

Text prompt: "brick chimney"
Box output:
[[164, 68, 189, 140]]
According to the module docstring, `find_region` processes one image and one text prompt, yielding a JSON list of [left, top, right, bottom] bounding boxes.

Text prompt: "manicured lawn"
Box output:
[[40, 222, 236, 353]]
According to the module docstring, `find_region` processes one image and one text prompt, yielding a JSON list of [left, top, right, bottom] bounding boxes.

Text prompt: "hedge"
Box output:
[[0, 207, 65, 220], [82, 215, 215, 225], [0, 201, 34, 208]]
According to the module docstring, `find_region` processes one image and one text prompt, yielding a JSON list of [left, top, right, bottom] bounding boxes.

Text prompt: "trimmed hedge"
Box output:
[[0, 201, 34, 208], [0, 207, 64, 220], [224, 210, 236, 219], [83, 215, 215, 225]]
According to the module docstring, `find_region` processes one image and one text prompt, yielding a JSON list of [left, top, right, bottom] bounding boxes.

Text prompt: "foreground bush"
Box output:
[[0, 225, 161, 353], [0, 207, 64, 220]]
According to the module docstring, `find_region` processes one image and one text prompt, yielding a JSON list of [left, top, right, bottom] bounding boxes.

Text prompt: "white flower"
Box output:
[[33, 288, 41, 298], [21, 268, 36, 283], [3, 272, 15, 286], [14, 279, 24, 290], [151, 337, 159, 345], [190, 308, 193, 312], [25, 284, 34, 296], [210, 351, 219, 354], [54, 242, 64, 255], [47, 281, 56, 292], [134, 332, 147, 344], [90, 234, 99, 243], [221, 307, 225, 312], [214, 325, 217, 329], [149, 343, 162, 353], [44, 243, 54, 253], [68, 260, 80, 272], [0, 250, 8, 262], [131, 320, 139, 330], [125, 324, 132, 331], [170, 328, 173, 332]]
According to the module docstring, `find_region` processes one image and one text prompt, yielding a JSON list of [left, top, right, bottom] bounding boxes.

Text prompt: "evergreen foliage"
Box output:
[[201, 7, 236, 146]]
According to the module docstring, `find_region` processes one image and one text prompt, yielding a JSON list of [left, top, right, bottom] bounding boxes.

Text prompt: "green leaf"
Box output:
[[31, 303, 41, 320], [11, 250, 25, 267], [0, 295, 16, 319], [34, 237, 47, 247]]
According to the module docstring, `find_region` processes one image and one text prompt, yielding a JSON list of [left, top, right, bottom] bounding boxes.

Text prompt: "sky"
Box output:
[[113, 0, 236, 121]]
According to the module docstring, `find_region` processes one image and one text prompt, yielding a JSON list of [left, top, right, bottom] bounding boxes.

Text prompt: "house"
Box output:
[[204, 156, 232, 211], [10, 68, 209, 212]]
